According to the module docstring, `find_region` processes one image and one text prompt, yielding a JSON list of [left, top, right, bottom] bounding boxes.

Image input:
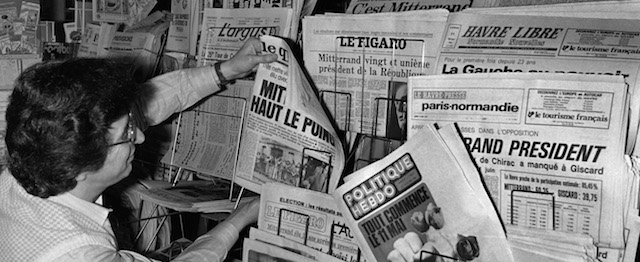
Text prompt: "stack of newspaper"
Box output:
[[407, 73, 628, 262]]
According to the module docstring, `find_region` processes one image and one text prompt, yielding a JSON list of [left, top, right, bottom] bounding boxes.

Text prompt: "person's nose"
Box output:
[[134, 127, 145, 144]]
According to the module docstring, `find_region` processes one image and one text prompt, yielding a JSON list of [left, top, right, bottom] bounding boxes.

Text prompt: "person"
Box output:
[[386, 82, 407, 140], [0, 38, 277, 261]]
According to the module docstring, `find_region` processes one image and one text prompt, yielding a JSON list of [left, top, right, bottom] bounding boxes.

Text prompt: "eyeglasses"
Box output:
[[108, 111, 136, 147], [394, 96, 407, 113]]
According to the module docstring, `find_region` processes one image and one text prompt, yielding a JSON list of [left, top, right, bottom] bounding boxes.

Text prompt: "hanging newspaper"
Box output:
[[332, 124, 512, 262], [302, 10, 448, 140], [160, 81, 253, 181], [407, 73, 629, 248], [233, 35, 345, 194], [258, 182, 365, 262], [346, 0, 472, 14], [436, 12, 640, 155], [195, 8, 292, 66]]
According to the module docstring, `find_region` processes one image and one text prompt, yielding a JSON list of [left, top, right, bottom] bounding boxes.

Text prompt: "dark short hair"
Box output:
[[5, 58, 138, 198]]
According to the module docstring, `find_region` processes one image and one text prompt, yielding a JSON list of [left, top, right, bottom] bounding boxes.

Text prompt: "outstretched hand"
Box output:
[[226, 197, 261, 231], [219, 37, 278, 80]]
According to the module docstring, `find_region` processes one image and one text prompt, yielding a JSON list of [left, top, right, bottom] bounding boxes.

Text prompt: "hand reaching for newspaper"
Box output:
[[225, 197, 261, 231], [218, 37, 278, 80]]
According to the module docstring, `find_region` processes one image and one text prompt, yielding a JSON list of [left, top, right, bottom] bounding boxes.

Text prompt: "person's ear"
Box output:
[[75, 172, 88, 182]]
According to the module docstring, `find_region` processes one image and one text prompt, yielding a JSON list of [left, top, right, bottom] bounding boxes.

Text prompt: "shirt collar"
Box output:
[[49, 191, 112, 226]]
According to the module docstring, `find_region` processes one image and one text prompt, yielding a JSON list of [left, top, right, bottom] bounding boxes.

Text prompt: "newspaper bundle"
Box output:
[[346, 0, 473, 14], [301, 10, 448, 140], [258, 182, 365, 262], [333, 124, 511, 262], [407, 73, 629, 249], [233, 35, 345, 194], [195, 8, 292, 66]]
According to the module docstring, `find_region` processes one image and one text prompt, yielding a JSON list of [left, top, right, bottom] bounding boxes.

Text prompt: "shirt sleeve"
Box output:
[[134, 65, 224, 130], [171, 221, 240, 262]]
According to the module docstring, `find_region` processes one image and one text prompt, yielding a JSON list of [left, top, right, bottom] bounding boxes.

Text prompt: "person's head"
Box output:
[[6, 58, 143, 198], [393, 83, 408, 130]]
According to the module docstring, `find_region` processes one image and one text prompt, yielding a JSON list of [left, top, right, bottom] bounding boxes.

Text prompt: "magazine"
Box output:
[[332, 124, 511, 262]]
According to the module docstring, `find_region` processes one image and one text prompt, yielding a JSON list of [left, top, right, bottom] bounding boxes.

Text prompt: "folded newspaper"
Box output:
[[233, 35, 345, 194], [333, 124, 512, 262], [258, 182, 365, 262], [407, 73, 629, 248]]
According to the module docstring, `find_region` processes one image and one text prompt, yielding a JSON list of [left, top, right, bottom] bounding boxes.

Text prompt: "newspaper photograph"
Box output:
[[233, 36, 345, 194], [160, 81, 253, 181], [302, 10, 448, 140], [407, 73, 629, 248], [346, 0, 472, 14], [258, 182, 365, 262], [196, 8, 292, 66], [333, 124, 511, 262]]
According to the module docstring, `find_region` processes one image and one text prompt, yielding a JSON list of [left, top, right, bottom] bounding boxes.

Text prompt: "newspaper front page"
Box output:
[[160, 81, 253, 181], [302, 10, 448, 140], [333, 124, 511, 262], [346, 0, 473, 13], [436, 12, 640, 154], [196, 8, 292, 66], [407, 73, 629, 248], [259, 182, 365, 262], [233, 36, 345, 194]]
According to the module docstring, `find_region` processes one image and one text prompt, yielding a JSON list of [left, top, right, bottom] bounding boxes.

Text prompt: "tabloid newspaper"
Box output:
[[407, 73, 629, 248], [160, 81, 253, 181], [195, 8, 292, 66], [435, 12, 640, 155], [332, 124, 511, 262], [301, 10, 448, 140], [346, 0, 473, 14], [233, 35, 345, 194], [258, 182, 365, 262]]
